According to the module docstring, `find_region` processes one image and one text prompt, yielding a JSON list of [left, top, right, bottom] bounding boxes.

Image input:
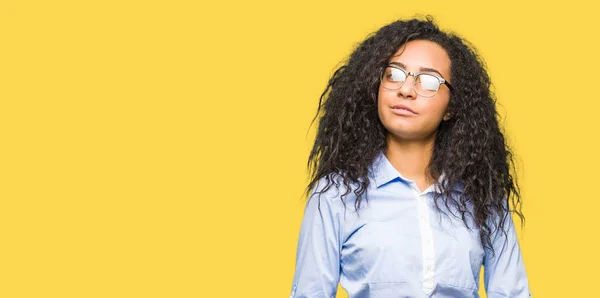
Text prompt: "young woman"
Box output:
[[289, 16, 531, 298]]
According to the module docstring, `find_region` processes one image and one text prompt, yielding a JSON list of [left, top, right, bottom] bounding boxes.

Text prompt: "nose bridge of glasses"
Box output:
[[404, 71, 420, 87], [397, 71, 418, 95]]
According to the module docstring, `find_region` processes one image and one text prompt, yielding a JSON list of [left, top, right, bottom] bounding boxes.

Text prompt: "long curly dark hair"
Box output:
[[306, 15, 524, 257]]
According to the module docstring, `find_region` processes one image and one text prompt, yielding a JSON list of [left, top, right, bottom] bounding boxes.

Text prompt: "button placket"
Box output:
[[413, 188, 436, 295]]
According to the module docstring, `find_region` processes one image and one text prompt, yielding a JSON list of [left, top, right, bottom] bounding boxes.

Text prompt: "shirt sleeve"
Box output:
[[483, 209, 532, 298], [289, 179, 344, 298]]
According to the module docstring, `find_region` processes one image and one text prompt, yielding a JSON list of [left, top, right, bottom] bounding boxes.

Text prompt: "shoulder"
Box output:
[[307, 173, 360, 211]]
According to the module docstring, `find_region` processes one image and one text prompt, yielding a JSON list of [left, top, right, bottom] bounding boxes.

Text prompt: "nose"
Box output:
[[397, 73, 417, 99]]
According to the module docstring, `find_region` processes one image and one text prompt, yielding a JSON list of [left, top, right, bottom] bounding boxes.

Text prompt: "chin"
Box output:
[[386, 125, 436, 141], [386, 128, 419, 140]]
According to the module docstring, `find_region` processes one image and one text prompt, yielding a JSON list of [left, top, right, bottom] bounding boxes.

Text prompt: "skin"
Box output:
[[377, 40, 453, 192]]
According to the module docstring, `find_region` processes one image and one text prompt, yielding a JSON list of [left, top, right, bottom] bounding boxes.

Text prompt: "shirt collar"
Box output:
[[370, 151, 402, 188], [369, 151, 463, 194]]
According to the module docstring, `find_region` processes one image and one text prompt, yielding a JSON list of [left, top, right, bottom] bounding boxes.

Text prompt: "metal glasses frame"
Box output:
[[380, 65, 454, 98]]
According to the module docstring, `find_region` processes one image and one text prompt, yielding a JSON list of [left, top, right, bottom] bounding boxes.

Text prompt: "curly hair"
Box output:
[[306, 15, 524, 257]]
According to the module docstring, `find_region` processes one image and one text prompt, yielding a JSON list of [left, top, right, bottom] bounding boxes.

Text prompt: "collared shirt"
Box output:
[[289, 151, 531, 298]]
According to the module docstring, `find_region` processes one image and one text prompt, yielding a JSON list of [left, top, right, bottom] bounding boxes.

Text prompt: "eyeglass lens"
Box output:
[[382, 67, 441, 97]]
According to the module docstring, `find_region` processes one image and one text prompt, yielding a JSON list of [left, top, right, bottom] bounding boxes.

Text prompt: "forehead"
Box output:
[[389, 40, 451, 77]]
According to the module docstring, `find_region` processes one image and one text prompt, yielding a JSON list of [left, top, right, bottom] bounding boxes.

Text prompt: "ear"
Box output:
[[443, 112, 452, 121]]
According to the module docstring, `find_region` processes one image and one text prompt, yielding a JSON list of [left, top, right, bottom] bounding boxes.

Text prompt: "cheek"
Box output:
[[376, 90, 387, 118], [377, 85, 396, 105], [423, 95, 450, 118], [376, 86, 384, 104], [426, 103, 446, 118], [377, 99, 395, 128]]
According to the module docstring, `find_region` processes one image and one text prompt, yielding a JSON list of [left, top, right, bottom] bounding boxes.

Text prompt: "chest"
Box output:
[[340, 190, 484, 289]]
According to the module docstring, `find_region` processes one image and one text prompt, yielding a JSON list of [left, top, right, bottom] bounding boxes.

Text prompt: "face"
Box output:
[[377, 39, 452, 141]]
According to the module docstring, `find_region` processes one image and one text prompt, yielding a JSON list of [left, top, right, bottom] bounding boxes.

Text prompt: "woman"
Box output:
[[289, 16, 531, 298]]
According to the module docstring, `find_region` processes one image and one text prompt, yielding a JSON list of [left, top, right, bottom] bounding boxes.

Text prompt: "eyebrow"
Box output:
[[388, 61, 445, 78]]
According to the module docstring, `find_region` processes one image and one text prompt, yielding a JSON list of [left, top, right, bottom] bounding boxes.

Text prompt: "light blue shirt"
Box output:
[[290, 152, 531, 298]]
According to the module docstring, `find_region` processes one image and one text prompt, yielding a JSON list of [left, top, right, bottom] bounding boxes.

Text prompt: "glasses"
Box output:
[[380, 65, 454, 98]]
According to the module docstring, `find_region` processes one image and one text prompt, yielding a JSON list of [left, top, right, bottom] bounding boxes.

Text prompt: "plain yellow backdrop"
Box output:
[[1, 0, 599, 297]]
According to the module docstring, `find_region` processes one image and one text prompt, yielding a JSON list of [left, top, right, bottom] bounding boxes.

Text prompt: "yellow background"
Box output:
[[1, 0, 598, 297]]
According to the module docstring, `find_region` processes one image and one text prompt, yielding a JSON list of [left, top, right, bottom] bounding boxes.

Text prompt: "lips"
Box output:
[[391, 104, 417, 115]]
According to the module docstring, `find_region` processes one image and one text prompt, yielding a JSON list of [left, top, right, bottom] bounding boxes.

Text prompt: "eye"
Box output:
[[387, 67, 407, 82], [418, 74, 441, 91]]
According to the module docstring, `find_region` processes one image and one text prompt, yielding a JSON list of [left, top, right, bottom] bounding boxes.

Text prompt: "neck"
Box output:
[[385, 133, 436, 192]]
